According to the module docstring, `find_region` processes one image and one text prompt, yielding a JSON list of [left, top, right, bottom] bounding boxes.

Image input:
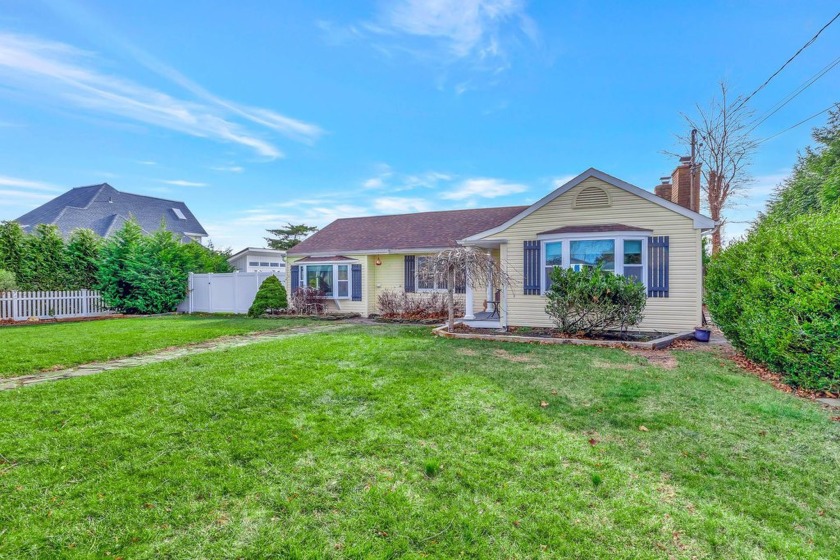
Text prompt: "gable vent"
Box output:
[[574, 186, 610, 209]]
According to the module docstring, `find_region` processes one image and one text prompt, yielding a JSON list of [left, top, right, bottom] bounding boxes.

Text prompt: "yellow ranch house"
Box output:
[[286, 165, 715, 333]]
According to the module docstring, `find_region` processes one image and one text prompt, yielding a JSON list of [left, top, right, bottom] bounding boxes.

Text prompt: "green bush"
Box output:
[[248, 275, 288, 317], [0, 269, 17, 292], [545, 266, 646, 335], [706, 210, 840, 392], [65, 229, 101, 290], [98, 221, 189, 314]]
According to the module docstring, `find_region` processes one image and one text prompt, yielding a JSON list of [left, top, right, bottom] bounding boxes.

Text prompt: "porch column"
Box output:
[[486, 255, 494, 302], [463, 269, 475, 320]]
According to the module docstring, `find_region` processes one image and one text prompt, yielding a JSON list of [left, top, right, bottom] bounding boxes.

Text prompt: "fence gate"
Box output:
[[178, 271, 286, 314]]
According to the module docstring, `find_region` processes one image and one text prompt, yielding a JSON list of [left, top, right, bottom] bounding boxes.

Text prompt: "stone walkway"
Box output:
[[0, 324, 351, 391]]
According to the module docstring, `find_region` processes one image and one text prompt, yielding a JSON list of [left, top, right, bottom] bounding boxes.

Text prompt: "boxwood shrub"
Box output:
[[706, 210, 840, 391]]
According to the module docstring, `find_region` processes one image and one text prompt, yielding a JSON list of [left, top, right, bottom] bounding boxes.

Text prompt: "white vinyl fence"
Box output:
[[0, 290, 111, 321], [179, 271, 286, 314]]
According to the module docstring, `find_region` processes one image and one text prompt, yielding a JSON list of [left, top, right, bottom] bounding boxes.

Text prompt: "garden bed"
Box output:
[[262, 311, 360, 321], [435, 324, 692, 350], [373, 316, 446, 325]]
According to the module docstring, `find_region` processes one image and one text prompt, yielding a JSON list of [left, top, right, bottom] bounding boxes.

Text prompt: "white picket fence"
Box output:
[[0, 290, 111, 321], [178, 271, 286, 314]]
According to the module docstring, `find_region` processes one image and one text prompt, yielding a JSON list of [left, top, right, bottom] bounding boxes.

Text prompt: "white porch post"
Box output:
[[463, 269, 475, 320], [486, 255, 494, 302]]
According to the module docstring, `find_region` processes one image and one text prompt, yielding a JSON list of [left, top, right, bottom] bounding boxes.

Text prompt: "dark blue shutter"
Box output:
[[523, 241, 541, 295], [647, 236, 669, 297], [351, 264, 362, 301], [404, 255, 416, 293], [290, 265, 299, 292]]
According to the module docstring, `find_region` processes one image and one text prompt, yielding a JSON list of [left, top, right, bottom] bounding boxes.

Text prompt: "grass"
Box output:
[[1, 326, 838, 558], [0, 314, 313, 377]]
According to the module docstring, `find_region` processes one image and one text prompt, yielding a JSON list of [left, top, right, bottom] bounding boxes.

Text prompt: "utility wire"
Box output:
[[747, 55, 840, 133], [756, 104, 837, 145], [735, 10, 840, 110]]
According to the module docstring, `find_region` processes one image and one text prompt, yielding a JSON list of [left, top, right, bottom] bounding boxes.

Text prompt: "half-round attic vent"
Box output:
[[574, 185, 610, 209]]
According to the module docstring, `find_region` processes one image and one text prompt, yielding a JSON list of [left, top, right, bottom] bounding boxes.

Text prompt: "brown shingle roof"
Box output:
[[288, 206, 528, 255], [537, 224, 653, 235]]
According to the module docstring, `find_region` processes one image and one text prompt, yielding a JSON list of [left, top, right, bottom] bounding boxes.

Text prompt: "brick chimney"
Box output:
[[653, 176, 672, 201], [668, 157, 700, 212]]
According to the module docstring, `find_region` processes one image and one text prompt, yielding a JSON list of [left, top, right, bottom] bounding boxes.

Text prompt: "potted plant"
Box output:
[[694, 325, 711, 342]]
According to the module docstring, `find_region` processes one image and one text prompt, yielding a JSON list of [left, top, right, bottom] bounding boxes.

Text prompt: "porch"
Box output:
[[458, 311, 503, 329]]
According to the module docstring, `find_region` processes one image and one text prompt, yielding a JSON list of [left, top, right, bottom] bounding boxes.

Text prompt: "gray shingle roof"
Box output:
[[15, 184, 207, 242], [288, 206, 528, 255]]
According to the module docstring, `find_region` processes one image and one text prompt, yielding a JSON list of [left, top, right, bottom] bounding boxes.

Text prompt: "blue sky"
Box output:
[[0, 1, 838, 249]]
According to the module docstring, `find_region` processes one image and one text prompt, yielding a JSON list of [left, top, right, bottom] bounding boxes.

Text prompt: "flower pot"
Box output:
[[694, 328, 711, 342]]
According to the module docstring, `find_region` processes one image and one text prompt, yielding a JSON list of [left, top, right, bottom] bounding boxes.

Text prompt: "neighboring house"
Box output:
[[14, 183, 207, 243], [228, 247, 287, 273], [286, 165, 715, 332]]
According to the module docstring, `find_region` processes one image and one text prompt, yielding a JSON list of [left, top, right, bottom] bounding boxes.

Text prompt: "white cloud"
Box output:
[[373, 197, 432, 213], [161, 179, 207, 187], [0, 33, 322, 158], [0, 175, 61, 192], [441, 177, 527, 200], [552, 174, 578, 188], [211, 165, 244, 173], [379, 0, 534, 62], [137, 160, 157, 166]]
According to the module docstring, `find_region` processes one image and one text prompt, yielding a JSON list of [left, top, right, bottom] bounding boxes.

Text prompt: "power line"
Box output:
[[747, 55, 840, 133], [735, 11, 840, 110], [756, 104, 837, 145]]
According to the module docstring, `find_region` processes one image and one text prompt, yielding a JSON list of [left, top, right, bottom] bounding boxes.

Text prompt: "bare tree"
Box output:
[[421, 247, 512, 332], [675, 82, 757, 253]]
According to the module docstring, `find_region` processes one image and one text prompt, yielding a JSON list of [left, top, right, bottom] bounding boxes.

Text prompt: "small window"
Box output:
[[337, 265, 349, 298], [248, 261, 259, 266], [544, 241, 562, 290], [570, 240, 614, 271], [623, 240, 644, 284], [269, 262, 280, 267], [259, 262, 269, 267], [172, 208, 187, 220]]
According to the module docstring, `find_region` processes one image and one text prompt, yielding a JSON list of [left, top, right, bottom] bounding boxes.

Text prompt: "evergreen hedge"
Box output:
[[248, 275, 288, 317]]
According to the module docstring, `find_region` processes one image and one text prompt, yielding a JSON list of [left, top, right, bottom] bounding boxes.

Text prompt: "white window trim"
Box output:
[[415, 255, 448, 292], [539, 232, 648, 295], [296, 263, 353, 300]]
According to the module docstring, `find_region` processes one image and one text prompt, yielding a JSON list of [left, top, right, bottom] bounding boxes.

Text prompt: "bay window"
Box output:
[[541, 235, 647, 293], [298, 263, 352, 299]]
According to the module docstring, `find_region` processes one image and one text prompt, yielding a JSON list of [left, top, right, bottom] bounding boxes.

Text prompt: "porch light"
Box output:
[[375, 256, 382, 266]]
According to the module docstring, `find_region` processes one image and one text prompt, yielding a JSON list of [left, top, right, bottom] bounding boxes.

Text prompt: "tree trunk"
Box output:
[[447, 268, 456, 332]]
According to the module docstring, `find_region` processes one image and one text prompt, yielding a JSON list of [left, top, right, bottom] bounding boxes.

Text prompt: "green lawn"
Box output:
[[0, 314, 313, 377], [1, 326, 838, 558]]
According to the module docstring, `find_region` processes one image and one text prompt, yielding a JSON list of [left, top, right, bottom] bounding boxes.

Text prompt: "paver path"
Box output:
[[0, 323, 352, 391]]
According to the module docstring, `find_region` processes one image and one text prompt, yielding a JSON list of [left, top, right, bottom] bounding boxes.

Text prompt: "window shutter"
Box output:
[[290, 265, 299, 292], [404, 255, 416, 293], [351, 264, 362, 301], [523, 241, 541, 295], [647, 236, 669, 297]]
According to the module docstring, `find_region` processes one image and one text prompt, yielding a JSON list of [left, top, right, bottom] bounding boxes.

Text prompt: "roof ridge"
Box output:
[[332, 204, 530, 222]]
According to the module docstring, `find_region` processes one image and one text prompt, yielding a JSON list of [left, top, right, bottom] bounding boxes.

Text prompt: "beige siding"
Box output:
[[488, 177, 703, 332]]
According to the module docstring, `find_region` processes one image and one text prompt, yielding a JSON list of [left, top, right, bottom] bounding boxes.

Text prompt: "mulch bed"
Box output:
[[451, 323, 674, 343]]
